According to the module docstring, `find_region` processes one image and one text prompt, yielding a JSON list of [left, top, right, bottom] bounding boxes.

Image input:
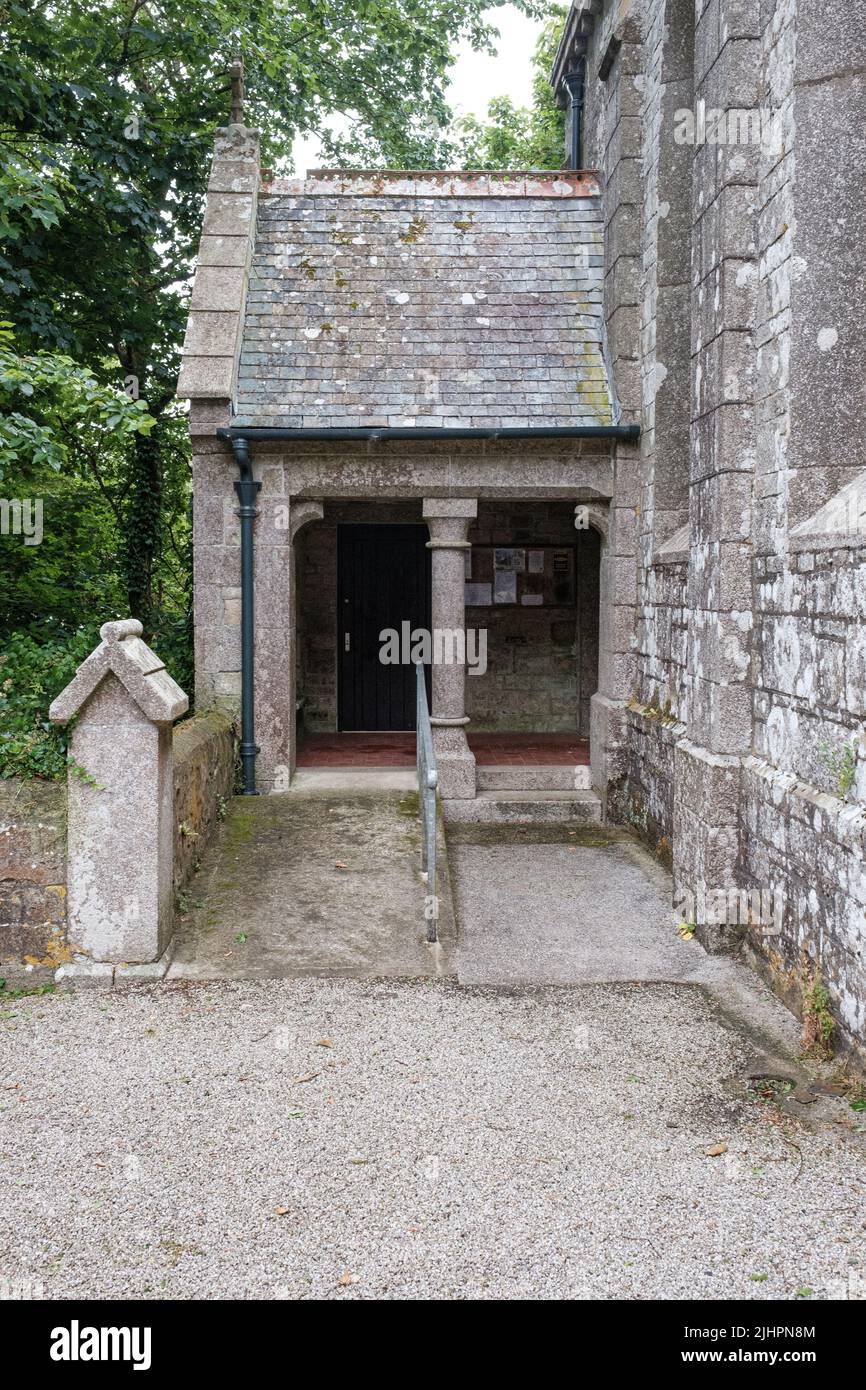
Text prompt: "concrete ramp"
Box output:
[[448, 822, 718, 987], [169, 791, 454, 980]]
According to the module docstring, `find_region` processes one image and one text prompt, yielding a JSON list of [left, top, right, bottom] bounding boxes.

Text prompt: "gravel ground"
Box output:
[[1, 977, 864, 1301]]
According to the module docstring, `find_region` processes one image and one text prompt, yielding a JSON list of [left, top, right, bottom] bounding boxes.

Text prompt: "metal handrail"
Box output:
[[415, 662, 439, 943]]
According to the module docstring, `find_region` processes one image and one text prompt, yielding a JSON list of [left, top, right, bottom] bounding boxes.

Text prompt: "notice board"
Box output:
[[464, 545, 576, 607]]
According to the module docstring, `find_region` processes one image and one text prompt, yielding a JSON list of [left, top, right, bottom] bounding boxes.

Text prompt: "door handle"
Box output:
[[344, 632, 351, 652]]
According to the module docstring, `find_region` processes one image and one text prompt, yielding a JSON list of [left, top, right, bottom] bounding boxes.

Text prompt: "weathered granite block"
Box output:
[[49, 620, 188, 965]]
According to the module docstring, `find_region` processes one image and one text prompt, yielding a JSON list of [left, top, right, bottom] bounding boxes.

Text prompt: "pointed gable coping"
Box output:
[[49, 620, 189, 727], [790, 471, 866, 552], [653, 521, 690, 566]]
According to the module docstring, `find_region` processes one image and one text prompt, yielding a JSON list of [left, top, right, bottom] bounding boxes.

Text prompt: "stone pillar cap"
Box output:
[[422, 498, 478, 520], [99, 619, 143, 643], [49, 618, 189, 727]]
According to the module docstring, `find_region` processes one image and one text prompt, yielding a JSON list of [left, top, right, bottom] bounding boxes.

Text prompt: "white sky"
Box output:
[[291, 4, 545, 174]]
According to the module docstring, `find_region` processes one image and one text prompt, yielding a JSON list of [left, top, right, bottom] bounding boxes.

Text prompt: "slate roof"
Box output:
[[233, 170, 613, 430]]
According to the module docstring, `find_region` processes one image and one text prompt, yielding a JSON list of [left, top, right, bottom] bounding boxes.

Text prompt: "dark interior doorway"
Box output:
[[337, 524, 431, 731]]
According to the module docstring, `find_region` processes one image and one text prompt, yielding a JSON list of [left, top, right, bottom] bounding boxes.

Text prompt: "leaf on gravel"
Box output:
[[293, 1071, 320, 1084], [334, 861, 348, 870], [705, 1142, 728, 1157], [338, 1270, 358, 1286], [315, 1039, 333, 1048], [235, 933, 248, 944], [348, 1157, 370, 1165], [275, 1207, 291, 1216]]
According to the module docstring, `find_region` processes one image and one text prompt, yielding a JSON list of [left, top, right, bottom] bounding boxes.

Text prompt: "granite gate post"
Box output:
[[49, 619, 188, 967]]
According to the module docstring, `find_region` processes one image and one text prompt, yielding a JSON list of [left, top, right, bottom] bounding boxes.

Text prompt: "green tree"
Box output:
[[0, 0, 550, 776], [451, 6, 567, 170], [0, 0, 532, 633]]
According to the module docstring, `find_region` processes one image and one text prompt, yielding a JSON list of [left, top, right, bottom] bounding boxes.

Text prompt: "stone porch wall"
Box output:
[[297, 519, 338, 732], [190, 432, 616, 786], [466, 502, 599, 734], [172, 710, 237, 898]]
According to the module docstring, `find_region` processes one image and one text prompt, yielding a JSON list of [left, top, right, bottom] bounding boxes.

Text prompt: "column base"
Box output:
[[432, 725, 476, 799]]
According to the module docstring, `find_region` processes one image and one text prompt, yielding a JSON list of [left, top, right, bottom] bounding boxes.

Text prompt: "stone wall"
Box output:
[[614, 552, 688, 863], [190, 429, 616, 785], [172, 710, 237, 897], [296, 518, 337, 732], [565, 0, 866, 1060], [0, 779, 68, 975], [570, 0, 645, 802]]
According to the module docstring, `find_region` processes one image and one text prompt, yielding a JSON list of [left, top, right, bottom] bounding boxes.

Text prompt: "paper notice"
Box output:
[[493, 548, 525, 571], [465, 582, 492, 606], [494, 571, 517, 604]]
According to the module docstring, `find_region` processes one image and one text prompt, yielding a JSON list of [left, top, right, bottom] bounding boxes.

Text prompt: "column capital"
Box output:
[[422, 497, 478, 521], [423, 497, 477, 548]]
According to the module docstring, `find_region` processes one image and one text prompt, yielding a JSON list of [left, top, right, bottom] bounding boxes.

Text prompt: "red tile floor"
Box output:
[[296, 731, 590, 768]]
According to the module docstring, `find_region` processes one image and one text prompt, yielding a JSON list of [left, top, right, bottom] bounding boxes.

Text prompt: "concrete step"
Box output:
[[290, 768, 417, 792], [443, 789, 603, 826], [476, 763, 592, 792]]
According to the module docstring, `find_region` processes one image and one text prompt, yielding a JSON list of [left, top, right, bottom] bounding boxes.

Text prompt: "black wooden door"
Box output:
[[337, 524, 432, 731]]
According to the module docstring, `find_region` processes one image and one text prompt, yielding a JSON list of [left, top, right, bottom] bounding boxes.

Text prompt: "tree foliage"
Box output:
[[0, 0, 548, 777], [0, 323, 153, 481], [450, 6, 567, 170]]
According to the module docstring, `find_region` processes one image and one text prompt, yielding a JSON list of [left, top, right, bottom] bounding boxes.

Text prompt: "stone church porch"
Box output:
[[292, 495, 602, 803]]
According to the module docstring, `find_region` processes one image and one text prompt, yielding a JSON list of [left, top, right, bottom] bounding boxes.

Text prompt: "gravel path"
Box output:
[[1, 978, 864, 1301]]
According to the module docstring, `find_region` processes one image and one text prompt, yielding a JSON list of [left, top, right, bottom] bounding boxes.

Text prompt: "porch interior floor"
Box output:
[[296, 731, 590, 768]]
